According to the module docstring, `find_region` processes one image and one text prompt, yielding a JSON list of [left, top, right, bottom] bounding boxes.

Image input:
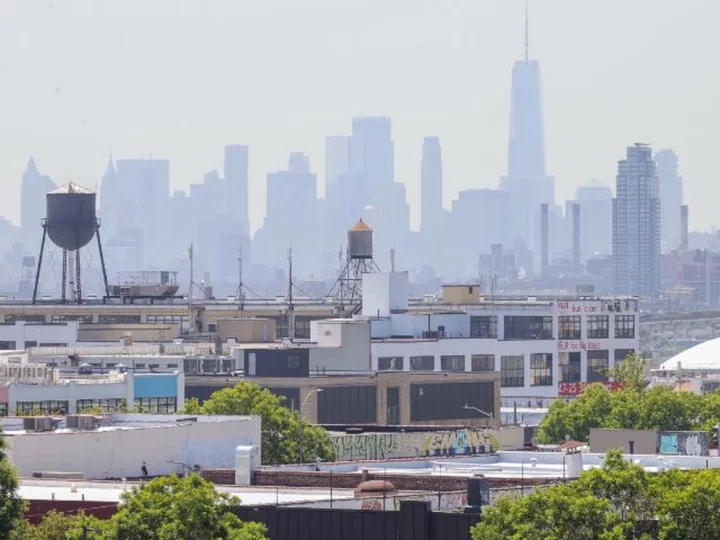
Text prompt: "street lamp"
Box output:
[[463, 404, 494, 424], [298, 389, 323, 464]]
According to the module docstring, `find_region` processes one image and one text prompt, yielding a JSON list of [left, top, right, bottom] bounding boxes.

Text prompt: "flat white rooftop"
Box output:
[[18, 480, 355, 506]]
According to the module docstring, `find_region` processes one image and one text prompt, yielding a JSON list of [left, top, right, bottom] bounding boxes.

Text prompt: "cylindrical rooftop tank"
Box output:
[[45, 183, 97, 251], [347, 219, 373, 259]]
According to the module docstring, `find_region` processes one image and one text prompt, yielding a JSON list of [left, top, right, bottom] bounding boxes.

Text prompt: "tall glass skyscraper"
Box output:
[[612, 144, 661, 297]]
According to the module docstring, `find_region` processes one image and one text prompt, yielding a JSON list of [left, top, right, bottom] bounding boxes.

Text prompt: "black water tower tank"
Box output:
[[45, 183, 97, 251]]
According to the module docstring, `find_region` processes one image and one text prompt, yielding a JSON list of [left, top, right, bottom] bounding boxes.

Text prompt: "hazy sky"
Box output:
[[1, 0, 718, 234]]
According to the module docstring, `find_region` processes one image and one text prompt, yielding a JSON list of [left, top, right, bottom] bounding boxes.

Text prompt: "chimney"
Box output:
[[572, 203, 581, 276], [680, 205, 689, 251], [540, 203, 549, 278]]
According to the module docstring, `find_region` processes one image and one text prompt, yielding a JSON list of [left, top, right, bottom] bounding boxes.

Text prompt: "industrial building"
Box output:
[[0, 350, 184, 415]]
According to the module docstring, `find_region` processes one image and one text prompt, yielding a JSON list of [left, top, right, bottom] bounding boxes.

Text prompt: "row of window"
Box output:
[[145, 315, 188, 325], [4, 397, 178, 416], [378, 349, 635, 387], [468, 315, 636, 340]]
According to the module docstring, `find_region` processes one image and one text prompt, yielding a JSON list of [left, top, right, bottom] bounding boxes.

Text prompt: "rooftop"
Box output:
[[18, 479, 355, 506]]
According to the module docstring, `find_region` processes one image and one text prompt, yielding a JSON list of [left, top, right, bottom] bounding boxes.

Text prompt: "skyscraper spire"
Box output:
[[524, 0, 530, 62]]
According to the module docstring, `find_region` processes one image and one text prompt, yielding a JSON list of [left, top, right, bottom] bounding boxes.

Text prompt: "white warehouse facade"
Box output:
[[365, 273, 639, 407]]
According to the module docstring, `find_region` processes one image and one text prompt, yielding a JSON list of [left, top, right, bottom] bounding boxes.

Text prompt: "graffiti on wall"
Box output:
[[658, 431, 709, 456], [331, 429, 500, 462], [419, 430, 497, 457]]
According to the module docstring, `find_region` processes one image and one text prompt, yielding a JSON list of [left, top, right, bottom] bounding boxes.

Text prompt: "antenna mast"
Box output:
[[237, 246, 244, 311], [287, 247, 295, 341]]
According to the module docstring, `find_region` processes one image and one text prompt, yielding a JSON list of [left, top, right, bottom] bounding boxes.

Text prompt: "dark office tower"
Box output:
[[572, 203, 581, 275], [224, 145, 249, 237], [612, 144, 661, 298], [654, 149, 683, 252], [20, 157, 56, 247], [324, 136, 350, 196], [499, 2, 555, 253], [420, 137, 443, 236], [540, 203, 549, 277], [680, 205, 689, 251], [349, 116, 394, 203]]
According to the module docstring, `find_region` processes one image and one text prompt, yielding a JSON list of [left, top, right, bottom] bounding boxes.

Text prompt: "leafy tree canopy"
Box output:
[[473, 449, 720, 540], [182, 381, 335, 465]]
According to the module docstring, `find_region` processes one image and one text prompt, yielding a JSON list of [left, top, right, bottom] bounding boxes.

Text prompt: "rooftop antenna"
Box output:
[[236, 246, 244, 311], [287, 247, 295, 341], [524, 0, 530, 62]]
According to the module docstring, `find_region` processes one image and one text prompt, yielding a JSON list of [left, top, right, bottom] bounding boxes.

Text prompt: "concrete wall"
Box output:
[[5, 415, 261, 479], [330, 426, 525, 461], [658, 431, 710, 456], [0, 322, 78, 348], [310, 320, 371, 372], [217, 318, 275, 343], [589, 428, 658, 455]]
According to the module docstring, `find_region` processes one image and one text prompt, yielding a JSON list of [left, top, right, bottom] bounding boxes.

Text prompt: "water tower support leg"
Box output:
[[31, 226, 47, 305], [61, 250, 68, 303], [96, 227, 110, 299], [75, 250, 82, 304]]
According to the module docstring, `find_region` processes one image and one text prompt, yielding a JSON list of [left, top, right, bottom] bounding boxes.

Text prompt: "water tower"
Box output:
[[326, 219, 380, 315], [32, 183, 109, 304]]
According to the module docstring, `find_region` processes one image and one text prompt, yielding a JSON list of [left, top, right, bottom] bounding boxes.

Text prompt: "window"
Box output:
[[98, 315, 141, 324], [614, 349, 635, 363], [503, 316, 553, 340], [409, 356, 434, 371], [615, 315, 635, 339], [77, 398, 126, 413], [501, 355, 524, 387], [440, 355, 465, 372], [287, 353, 302, 370], [530, 353, 553, 386], [134, 397, 177, 414], [16, 400, 69, 415], [24, 341, 38, 348], [471, 354, 495, 372], [558, 316, 581, 340], [587, 350, 609, 382], [470, 316, 498, 338], [559, 352, 581, 383], [378, 357, 404, 371], [0, 403, 8, 417], [587, 316, 609, 339]]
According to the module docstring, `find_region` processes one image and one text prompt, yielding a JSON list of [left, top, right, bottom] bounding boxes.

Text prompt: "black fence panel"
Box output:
[[234, 504, 476, 540]]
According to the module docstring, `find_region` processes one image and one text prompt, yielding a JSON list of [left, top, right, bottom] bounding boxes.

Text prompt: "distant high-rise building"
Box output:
[[680, 205, 689, 251], [253, 153, 319, 276], [420, 137, 443, 236], [20, 157, 56, 248], [499, 4, 555, 257], [349, 116, 394, 203], [576, 179, 613, 256], [324, 136, 350, 196], [612, 144, 661, 297], [655, 149, 683, 251], [224, 145, 249, 237]]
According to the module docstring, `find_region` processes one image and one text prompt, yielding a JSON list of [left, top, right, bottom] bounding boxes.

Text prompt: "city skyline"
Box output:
[[1, 1, 719, 234]]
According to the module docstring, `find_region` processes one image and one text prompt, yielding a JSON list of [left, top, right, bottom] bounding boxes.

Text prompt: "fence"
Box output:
[[234, 500, 479, 540]]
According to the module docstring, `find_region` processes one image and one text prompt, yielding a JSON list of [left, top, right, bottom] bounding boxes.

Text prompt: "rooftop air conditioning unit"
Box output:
[[23, 416, 54, 432]]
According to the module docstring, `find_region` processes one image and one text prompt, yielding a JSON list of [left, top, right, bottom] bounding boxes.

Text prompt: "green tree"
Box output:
[[572, 449, 655, 535], [13, 510, 105, 540], [636, 386, 702, 432], [656, 469, 720, 540], [182, 382, 335, 465], [104, 473, 266, 540], [471, 483, 626, 540], [607, 353, 650, 392], [0, 429, 28, 539], [538, 383, 613, 443]]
